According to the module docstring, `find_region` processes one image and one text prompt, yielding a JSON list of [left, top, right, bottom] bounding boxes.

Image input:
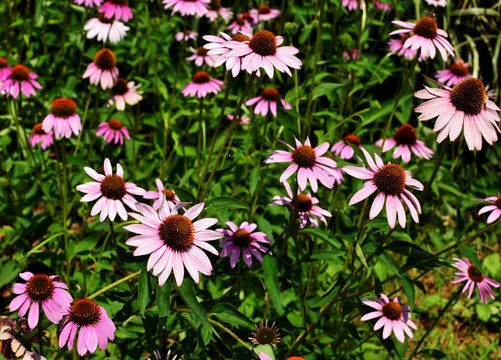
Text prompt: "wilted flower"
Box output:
[[250, 320, 280, 346]]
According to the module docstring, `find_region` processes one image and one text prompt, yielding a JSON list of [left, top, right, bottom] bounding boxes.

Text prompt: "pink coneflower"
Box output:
[[0, 318, 46, 360], [182, 71, 223, 98], [98, 0, 133, 22], [96, 119, 131, 145], [344, 147, 423, 228], [435, 60, 471, 87], [425, 0, 446, 6], [414, 78, 500, 151], [227, 16, 253, 35], [59, 299, 116, 356], [390, 16, 455, 60], [163, 0, 209, 17], [175, 30, 197, 42], [344, 48, 358, 61], [29, 124, 54, 150], [204, 33, 251, 77], [108, 77, 143, 111], [245, 88, 292, 117], [225, 30, 301, 78], [0, 58, 11, 82], [218, 221, 271, 268], [258, 354, 272, 360], [270, 181, 332, 229], [146, 350, 178, 360], [264, 137, 340, 192], [387, 35, 419, 60], [74, 0, 102, 7], [75, 158, 146, 222], [342, 0, 363, 11], [42, 98, 81, 139], [205, 0, 232, 21], [361, 294, 417, 343], [227, 114, 250, 125], [250, 320, 280, 346], [84, 14, 129, 43], [372, 0, 391, 11], [9, 272, 73, 329], [250, 5, 280, 22], [124, 202, 223, 286], [187, 46, 216, 67], [331, 134, 362, 160], [451, 258, 500, 304], [0, 65, 42, 98], [82, 48, 119, 90], [375, 124, 434, 163], [143, 179, 181, 210], [477, 194, 501, 223]]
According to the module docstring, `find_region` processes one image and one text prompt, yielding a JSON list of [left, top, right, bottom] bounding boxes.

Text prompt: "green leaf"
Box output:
[[400, 275, 415, 309], [253, 344, 275, 360], [363, 241, 400, 276], [453, 203, 465, 239], [177, 281, 213, 345], [0, 260, 20, 288], [450, 8, 499, 16], [263, 256, 284, 315], [460, 246, 483, 273], [355, 242, 368, 269], [417, 349, 450, 360], [312, 83, 344, 99], [167, 184, 196, 203], [475, 303, 491, 322], [211, 303, 254, 327], [73, 236, 99, 256], [157, 280, 172, 325], [302, 250, 343, 262], [138, 269, 153, 317], [249, 168, 260, 195], [205, 196, 249, 213]]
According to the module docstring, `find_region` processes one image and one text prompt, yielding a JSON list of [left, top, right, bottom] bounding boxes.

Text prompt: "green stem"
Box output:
[[419, 140, 449, 202], [88, 270, 141, 300], [60, 141, 71, 281], [196, 97, 204, 187], [207, 318, 255, 354], [26, 232, 65, 257]]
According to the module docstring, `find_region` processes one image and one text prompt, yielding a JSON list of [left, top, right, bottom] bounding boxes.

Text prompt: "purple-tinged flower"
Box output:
[[477, 194, 501, 223], [425, 0, 446, 6], [76, 158, 146, 222], [182, 71, 223, 98], [205, 0, 232, 21], [42, 98, 81, 139], [59, 299, 116, 356], [84, 14, 129, 43], [361, 294, 417, 343], [245, 88, 292, 117], [270, 181, 332, 229], [344, 48, 358, 61], [451, 258, 499, 304], [175, 30, 197, 42], [387, 35, 420, 60], [0, 58, 12, 83], [227, 114, 250, 125], [98, 0, 133, 22], [0, 65, 42, 98], [218, 221, 271, 268], [96, 119, 131, 145], [249, 5, 280, 22], [124, 202, 222, 286], [435, 60, 471, 87], [342, 0, 363, 11], [143, 179, 181, 210], [9, 272, 73, 329], [146, 350, 178, 360], [108, 78, 143, 111], [0, 318, 46, 360], [375, 124, 434, 163], [187, 46, 217, 67], [82, 49, 119, 90], [227, 15, 253, 35], [414, 78, 500, 151], [74, 0, 102, 7], [331, 134, 362, 160], [372, 0, 391, 11], [163, 0, 209, 17], [29, 124, 54, 150], [344, 147, 423, 228]]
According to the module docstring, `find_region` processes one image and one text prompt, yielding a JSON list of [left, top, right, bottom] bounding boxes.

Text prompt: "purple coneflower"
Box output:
[[451, 258, 499, 304], [227, 15, 253, 35], [42, 98, 81, 139], [250, 5, 280, 22], [187, 46, 216, 67], [96, 119, 131, 145], [0, 58, 11, 82], [124, 202, 223, 286], [29, 124, 54, 150], [245, 88, 292, 117], [372, 0, 391, 11], [435, 60, 470, 87], [331, 134, 362, 160], [82, 48, 119, 90], [84, 14, 129, 43], [361, 294, 417, 343], [227, 114, 250, 125], [0, 64, 42, 98], [425, 0, 446, 6], [76, 158, 146, 222], [204, 33, 251, 77], [344, 48, 358, 61], [0, 318, 46, 360], [163, 0, 209, 17], [205, 0, 232, 21], [414, 78, 500, 151], [477, 194, 501, 223], [387, 35, 419, 60], [182, 71, 223, 98], [74, 0, 102, 6], [98, 0, 133, 22], [143, 179, 181, 210], [344, 147, 423, 229], [9, 272, 73, 329], [342, 0, 363, 11], [108, 77, 142, 111], [175, 30, 197, 42], [375, 124, 434, 163]]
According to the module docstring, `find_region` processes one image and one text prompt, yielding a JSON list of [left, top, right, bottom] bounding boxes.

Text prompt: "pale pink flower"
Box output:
[[76, 158, 146, 222], [0, 58, 11, 82], [175, 30, 198, 42], [451, 258, 500, 304], [187, 46, 217, 67], [204, 32, 251, 77], [435, 60, 471, 87], [249, 5, 280, 22], [361, 294, 417, 343], [182, 71, 223, 98], [375, 124, 434, 163], [387, 35, 419, 60], [245, 88, 292, 117], [477, 194, 501, 223], [82, 48, 119, 90], [98, 0, 133, 22], [96, 119, 131, 145], [108, 77, 143, 111], [124, 202, 223, 286], [84, 14, 129, 43], [425, 0, 446, 6], [29, 124, 54, 150], [342, 0, 363, 11], [143, 178, 181, 210], [205, 0, 232, 21], [42, 98, 81, 139], [227, 114, 250, 125], [258, 354, 273, 360], [414, 78, 500, 151], [163, 0, 209, 17], [344, 147, 423, 228], [227, 15, 253, 35], [265, 137, 340, 192], [330, 134, 362, 160], [74, 0, 102, 6], [0, 65, 42, 98]]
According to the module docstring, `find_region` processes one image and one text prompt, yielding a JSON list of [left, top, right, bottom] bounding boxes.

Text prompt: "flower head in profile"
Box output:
[[451, 258, 500, 304], [344, 147, 423, 228], [108, 77, 143, 111], [97, 119, 131, 145], [163, 0, 209, 17], [218, 221, 271, 268], [227, 14, 253, 35], [245, 88, 292, 117], [372, 0, 391, 11], [344, 48, 358, 61], [187, 46, 216, 67], [42, 98, 81, 139], [98, 0, 133, 22], [0, 64, 42, 98], [390, 16, 455, 60], [435, 60, 470, 87], [375, 124, 434, 163], [425, 0, 446, 6], [249, 5, 280, 22], [477, 194, 501, 223], [414, 78, 500, 151], [10, 272, 73, 329], [76, 158, 146, 222], [0, 318, 46, 360], [227, 114, 250, 125], [182, 71, 223, 98], [342, 0, 363, 11], [59, 299, 116, 356], [143, 179, 181, 210], [205, 0, 232, 21], [74, 0, 102, 7], [84, 14, 129, 43], [387, 35, 420, 60], [331, 134, 362, 160], [204, 32, 251, 77], [124, 202, 222, 286], [270, 181, 332, 229], [361, 294, 417, 343], [175, 30, 197, 42], [250, 320, 280, 346], [0, 58, 12, 82], [265, 137, 339, 192], [29, 124, 54, 150], [82, 48, 119, 90], [146, 350, 178, 360]]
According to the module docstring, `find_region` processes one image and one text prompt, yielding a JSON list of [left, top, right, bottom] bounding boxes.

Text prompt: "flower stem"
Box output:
[[88, 270, 141, 300], [419, 140, 449, 202], [26, 232, 65, 257], [196, 97, 204, 188], [207, 318, 255, 354]]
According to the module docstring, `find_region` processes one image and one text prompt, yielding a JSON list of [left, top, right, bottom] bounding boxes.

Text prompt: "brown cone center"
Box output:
[[0, 339, 16, 359], [236, 17, 246, 25], [26, 274, 55, 301], [382, 301, 403, 320], [295, 194, 313, 212], [10, 65, 30, 81], [393, 124, 417, 145], [262, 88, 278, 101], [292, 145, 316, 168], [494, 196, 501, 209], [112, 78, 128, 96], [249, 30, 277, 56], [259, 5, 271, 14], [110, 0, 127, 5], [32, 123, 46, 135], [163, 189, 176, 201], [196, 46, 209, 57], [231, 34, 251, 42], [108, 119, 123, 130], [373, 164, 406, 196], [68, 299, 101, 327], [51, 98, 77, 118], [450, 78, 486, 115], [94, 49, 117, 71], [158, 214, 195, 252], [100, 174, 127, 200], [98, 12, 114, 24], [193, 71, 210, 84], [344, 134, 361, 146], [231, 229, 253, 247], [450, 61, 469, 77], [253, 326, 279, 345], [467, 265, 484, 282], [209, 0, 221, 10], [413, 16, 438, 39], [0, 58, 8, 69]]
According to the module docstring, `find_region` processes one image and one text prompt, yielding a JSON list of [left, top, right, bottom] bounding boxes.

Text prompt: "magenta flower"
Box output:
[[375, 124, 434, 163], [10, 272, 73, 329], [477, 194, 501, 223], [390, 16, 455, 60], [270, 181, 332, 229], [163, 0, 209, 17], [84, 14, 129, 43], [361, 294, 417, 343], [342, 0, 363, 11], [59, 299, 116, 356], [451, 258, 500, 304], [82, 49, 119, 90], [98, 0, 133, 22], [175, 30, 197, 42], [344, 48, 358, 61], [414, 78, 500, 151], [205, 0, 232, 21], [187, 46, 216, 67], [30, 124, 54, 150], [245, 88, 292, 117], [182, 71, 223, 98], [0, 58, 12, 83], [108, 78, 143, 111], [96, 119, 131, 145], [124, 202, 222, 286], [227, 16, 253, 35], [344, 147, 423, 228], [74, 0, 102, 7], [204, 32, 251, 77], [249, 5, 280, 22], [372, 0, 391, 11], [146, 350, 178, 360], [331, 134, 362, 160], [265, 137, 340, 192], [387, 35, 420, 60], [0, 64, 42, 98], [425, 0, 446, 6], [225, 30, 301, 78], [227, 114, 250, 125], [42, 98, 81, 139], [435, 60, 470, 87], [76, 158, 146, 222], [218, 221, 271, 268], [143, 178, 181, 210]]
